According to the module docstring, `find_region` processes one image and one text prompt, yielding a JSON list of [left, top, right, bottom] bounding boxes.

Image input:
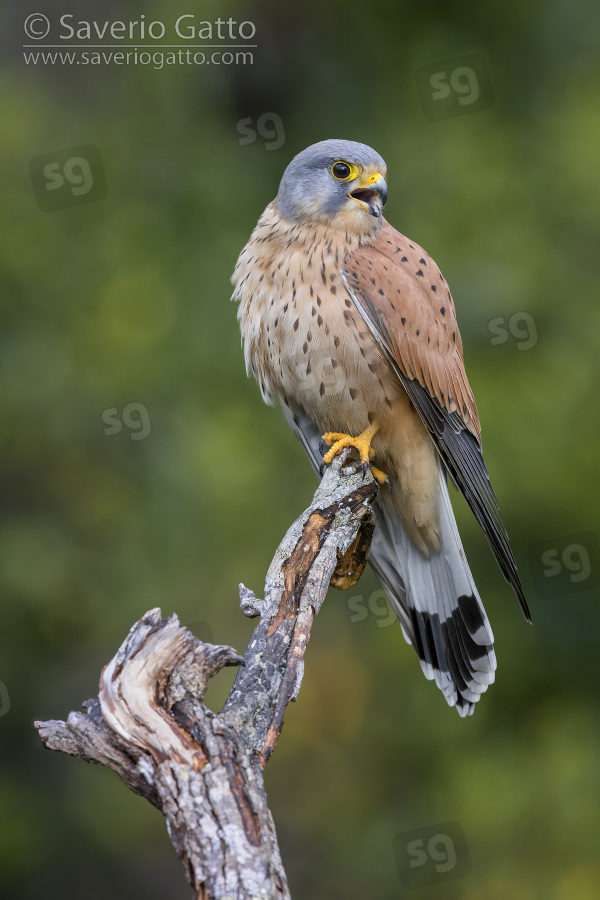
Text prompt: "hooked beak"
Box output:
[[349, 171, 388, 218]]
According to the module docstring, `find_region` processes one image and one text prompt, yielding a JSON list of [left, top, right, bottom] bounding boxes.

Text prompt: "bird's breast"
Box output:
[[233, 206, 399, 432]]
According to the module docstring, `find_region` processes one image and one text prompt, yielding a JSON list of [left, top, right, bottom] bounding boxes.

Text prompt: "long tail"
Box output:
[[282, 403, 496, 716], [369, 473, 496, 716]]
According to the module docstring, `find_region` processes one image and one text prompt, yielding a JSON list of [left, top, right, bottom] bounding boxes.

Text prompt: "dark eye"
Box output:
[[332, 162, 351, 179], [331, 161, 352, 180], [330, 160, 359, 182]]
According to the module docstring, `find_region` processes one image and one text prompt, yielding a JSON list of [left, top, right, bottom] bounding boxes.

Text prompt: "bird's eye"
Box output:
[[331, 161, 358, 181]]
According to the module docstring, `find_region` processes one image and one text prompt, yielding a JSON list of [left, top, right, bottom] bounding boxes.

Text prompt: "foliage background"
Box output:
[[1, 0, 600, 897]]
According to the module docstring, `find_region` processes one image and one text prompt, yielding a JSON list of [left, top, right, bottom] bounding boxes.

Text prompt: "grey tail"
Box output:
[[280, 401, 496, 716], [369, 475, 496, 716]]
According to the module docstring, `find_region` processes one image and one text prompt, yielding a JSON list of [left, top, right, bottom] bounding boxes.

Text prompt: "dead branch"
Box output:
[[35, 456, 377, 899]]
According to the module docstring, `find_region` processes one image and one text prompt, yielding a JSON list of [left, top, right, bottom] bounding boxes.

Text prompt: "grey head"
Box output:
[[274, 139, 388, 234]]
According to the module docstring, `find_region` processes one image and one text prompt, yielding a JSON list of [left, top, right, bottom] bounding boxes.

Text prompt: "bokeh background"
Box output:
[[2, 0, 600, 897]]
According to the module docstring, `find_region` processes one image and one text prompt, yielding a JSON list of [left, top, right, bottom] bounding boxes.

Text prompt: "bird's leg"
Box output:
[[321, 424, 390, 487]]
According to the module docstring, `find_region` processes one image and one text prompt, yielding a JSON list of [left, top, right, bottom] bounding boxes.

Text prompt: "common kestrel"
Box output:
[[232, 139, 530, 716]]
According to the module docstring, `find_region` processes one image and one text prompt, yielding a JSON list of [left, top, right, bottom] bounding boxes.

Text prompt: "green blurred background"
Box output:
[[2, 0, 600, 897]]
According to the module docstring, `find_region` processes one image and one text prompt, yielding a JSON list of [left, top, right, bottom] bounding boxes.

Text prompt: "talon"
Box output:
[[370, 466, 391, 491], [319, 438, 326, 457], [321, 424, 379, 468], [319, 425, 392, 493], [319, 461, 326, 477], [320, 425, 390, 486]]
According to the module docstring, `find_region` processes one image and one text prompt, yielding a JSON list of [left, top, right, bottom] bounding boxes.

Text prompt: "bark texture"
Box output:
[[35, 456, 377, 899]]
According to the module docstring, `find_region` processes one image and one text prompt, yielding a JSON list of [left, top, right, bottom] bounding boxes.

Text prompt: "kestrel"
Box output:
[[232, 139, 530, 716]]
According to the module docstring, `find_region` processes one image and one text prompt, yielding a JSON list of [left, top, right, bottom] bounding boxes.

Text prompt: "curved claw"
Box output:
[[370, 465, 391, 492], [319, 461, 326, 477], [321, 425, 378, 468], [320, 425, 391, 489]]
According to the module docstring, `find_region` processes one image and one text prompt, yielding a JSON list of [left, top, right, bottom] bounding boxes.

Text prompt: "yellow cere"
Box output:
[[362, 171, 384, 187]]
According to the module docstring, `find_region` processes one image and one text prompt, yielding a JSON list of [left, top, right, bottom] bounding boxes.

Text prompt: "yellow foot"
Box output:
[[322, 425, 378, 467], [321, 424, 389, 491], [370, 466, 390, 488]]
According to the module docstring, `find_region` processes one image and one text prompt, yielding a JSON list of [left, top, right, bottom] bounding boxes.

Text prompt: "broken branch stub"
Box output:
[[35, 457, 378, 899]]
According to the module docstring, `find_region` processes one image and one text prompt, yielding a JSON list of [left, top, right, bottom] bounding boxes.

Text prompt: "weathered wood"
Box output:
[[35, 456, 378, 899]]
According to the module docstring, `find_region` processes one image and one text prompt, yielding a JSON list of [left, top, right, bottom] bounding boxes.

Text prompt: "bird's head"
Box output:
[[274, 139, 388, 236]]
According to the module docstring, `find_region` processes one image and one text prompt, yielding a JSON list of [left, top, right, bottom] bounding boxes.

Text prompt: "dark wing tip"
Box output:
[[340, 276, 531, 626]]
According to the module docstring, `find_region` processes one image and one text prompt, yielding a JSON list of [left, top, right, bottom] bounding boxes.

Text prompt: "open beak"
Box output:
[[349, 172, 388, 218]]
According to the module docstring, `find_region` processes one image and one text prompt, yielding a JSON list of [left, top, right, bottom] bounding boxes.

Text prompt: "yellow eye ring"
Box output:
[[330, 161, 359, 182]]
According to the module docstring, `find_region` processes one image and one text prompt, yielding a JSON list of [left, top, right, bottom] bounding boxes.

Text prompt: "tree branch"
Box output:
[[35, 456, 378, 899]]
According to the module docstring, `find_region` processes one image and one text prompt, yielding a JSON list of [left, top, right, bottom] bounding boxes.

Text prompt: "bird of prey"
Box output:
[[232, 139, 530, 716]]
